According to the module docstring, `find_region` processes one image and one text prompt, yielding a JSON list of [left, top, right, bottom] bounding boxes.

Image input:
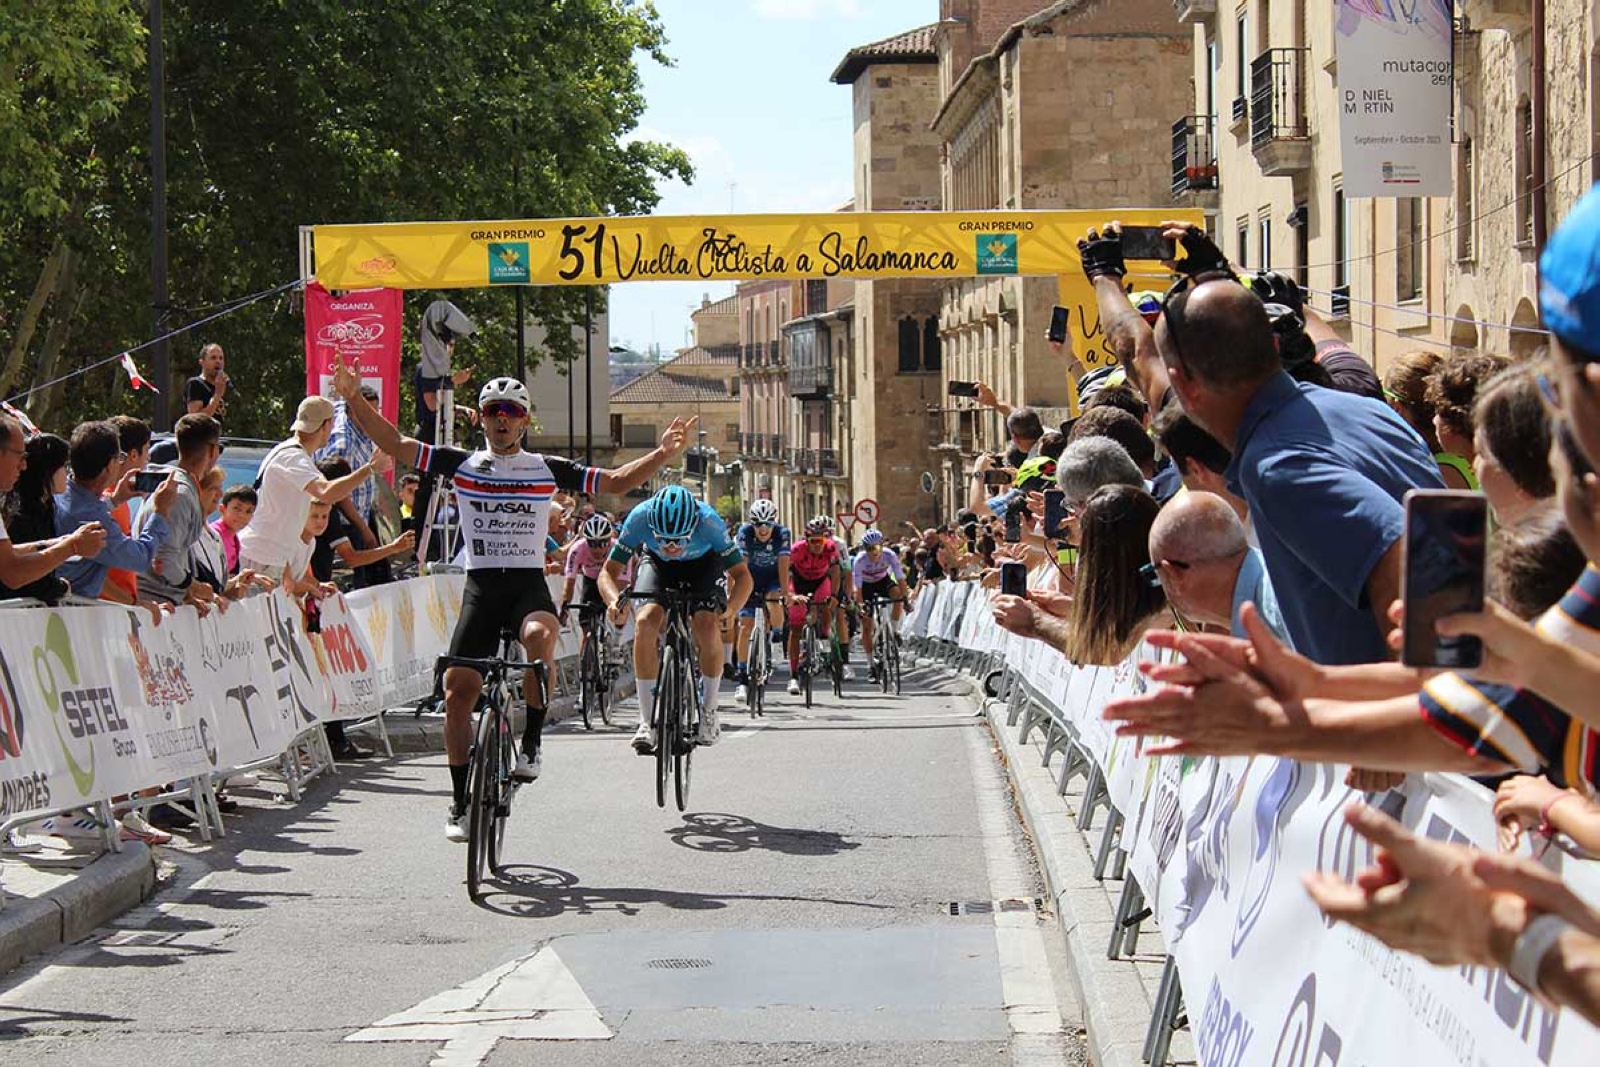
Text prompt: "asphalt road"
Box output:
[[0, 661, 1086, 1066]]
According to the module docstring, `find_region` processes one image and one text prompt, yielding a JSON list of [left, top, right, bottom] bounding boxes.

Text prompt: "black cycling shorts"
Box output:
[[860, 577, 895, 605], [632, 552, 727, 613], [449, 567, 558, 664], [570, 575, 604, 616], [791, 572, 831, 600]]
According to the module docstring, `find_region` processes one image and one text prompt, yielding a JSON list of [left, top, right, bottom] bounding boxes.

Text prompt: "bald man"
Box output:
[[1148, 491, 1286, 642]]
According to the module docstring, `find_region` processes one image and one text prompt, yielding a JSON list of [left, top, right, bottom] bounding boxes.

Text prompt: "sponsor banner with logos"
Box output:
[[302, 280, 403, 426], [343, 573, 465, 711], [310, 209, 1202, 291], [913, 577, 1600, 1064], [312, 593, 382, 723], [191, 594, 304, 771]]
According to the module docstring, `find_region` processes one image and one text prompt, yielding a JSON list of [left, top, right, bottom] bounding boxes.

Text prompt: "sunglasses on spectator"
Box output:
[[481, 401, 527, 419]]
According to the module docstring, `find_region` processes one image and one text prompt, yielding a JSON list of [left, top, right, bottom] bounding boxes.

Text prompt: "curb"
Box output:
[[350, 680, 638, 755], [958, 676, 1182, 1067], [0, 842, 159, 978]]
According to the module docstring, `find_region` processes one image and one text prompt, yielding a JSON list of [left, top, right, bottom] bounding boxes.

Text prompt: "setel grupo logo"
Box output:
[[35, 613, 133, 795], [975, 233, 1019, 275]]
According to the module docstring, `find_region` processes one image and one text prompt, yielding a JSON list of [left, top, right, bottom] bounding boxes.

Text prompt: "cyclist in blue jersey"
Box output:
[[731, 499, 789, 705], [852, 528, 909, 682], [600, 485, 752, 754]]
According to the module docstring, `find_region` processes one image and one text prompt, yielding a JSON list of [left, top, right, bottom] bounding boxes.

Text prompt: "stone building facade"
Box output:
[[736, 278, 799, 519], [932, 0, 1193, 516]]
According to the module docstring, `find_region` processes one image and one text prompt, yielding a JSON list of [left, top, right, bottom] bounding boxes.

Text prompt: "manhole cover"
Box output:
[[645, 957, 712, 970]]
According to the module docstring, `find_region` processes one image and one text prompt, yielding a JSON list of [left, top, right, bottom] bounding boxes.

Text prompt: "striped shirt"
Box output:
[[1419, 565, 1600, 791], [316, 401, 377, 517]]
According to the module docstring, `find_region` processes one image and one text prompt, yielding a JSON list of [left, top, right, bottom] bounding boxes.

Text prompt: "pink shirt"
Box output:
[[564, 539, 633, 583], [212, 517, 240, 576]]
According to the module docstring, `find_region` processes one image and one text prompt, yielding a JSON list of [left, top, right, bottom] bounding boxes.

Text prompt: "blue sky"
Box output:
[[608, 0, 933, 354]]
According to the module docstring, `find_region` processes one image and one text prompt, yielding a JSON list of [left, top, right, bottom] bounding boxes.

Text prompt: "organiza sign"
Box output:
[[309, 210, 1199, 290]]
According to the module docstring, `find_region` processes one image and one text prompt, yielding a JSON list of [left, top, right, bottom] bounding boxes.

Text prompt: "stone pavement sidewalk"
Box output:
[[957, 676, 1198, 1067], [0, 837, 160, 978]]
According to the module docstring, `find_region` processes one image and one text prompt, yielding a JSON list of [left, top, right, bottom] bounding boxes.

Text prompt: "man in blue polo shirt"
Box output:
[[1152, 247, 1442, 666]]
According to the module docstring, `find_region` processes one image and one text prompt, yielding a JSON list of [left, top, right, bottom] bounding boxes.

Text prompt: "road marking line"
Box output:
[[965, 728, 1072, 1067]]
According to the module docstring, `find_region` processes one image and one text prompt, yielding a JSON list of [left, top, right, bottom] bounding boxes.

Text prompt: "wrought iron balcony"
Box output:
[[818, 448, 843, 478], [767, 339, 782, 366], [1172, 0, 1216, 23], [1250, 48, 1312, 175], [1171, 115, 1219, 201]]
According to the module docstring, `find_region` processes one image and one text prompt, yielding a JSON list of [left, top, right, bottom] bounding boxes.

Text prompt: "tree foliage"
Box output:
[[0, 0, 691, 438]]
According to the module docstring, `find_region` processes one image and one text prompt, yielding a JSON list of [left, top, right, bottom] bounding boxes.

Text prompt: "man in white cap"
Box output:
[[238, 395, 385, 584]]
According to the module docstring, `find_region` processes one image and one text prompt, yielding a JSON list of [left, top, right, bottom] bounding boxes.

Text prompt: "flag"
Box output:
[[1, 402, 39, 438], [120, 352, 157, 392]]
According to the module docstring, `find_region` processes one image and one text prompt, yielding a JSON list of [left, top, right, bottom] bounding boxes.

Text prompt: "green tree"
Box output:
[[3, 0, 692, 437]]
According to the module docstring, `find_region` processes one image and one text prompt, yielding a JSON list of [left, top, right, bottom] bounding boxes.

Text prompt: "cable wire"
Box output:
[[1293, 282, 1552, 338], [5, 278, 303, 406]]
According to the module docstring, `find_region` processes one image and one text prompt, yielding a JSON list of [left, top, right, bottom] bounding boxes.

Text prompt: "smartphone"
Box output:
[[1047, 305, 1069, 345], [947, 380, 980, 398], [1120, 225, 1176, 262], [1003, 508, 1022, 544], [1400, 490, 1488, 669], [1000, 561, 1029, 598], [983, 469, 1013, 487], [1043, 489, 1068, 540], [132, 468, 170, 494]]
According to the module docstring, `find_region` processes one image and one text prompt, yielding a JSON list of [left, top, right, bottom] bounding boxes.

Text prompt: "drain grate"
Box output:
[[945, 897, 1043, 917], [645, 957, 713, 970]]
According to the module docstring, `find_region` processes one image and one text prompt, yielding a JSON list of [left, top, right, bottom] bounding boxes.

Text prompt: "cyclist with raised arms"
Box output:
[[600, 485, 752, 754], [731, 499, 790, 705], [330, 357, 693, 842], [852, 528, 908, 682], [784, 516, 842, 696]]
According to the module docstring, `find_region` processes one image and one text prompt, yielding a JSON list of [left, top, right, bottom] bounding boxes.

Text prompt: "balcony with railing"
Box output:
[[786, 320, 832, 398], [767, 339, 782, 366], [1250, 48, 1311, 175], [1172, 0, 1216, 23], [818, 448, 843, 478], [1171, 115, 1219, 205]]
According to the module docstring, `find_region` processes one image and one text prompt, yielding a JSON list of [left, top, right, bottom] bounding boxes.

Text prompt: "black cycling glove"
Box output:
[[1248, 269, 1305, 314], [1172, 225, 1230, 277], [1077, 229, 1127, 281]]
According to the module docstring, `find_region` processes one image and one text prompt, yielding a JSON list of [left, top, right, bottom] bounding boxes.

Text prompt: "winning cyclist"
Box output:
[[600, 485, 752, 754], [852, 528, 908, 682], [784, 516, 842, 696], [731, 499, 789, 705], [331, 357, 694, 842]]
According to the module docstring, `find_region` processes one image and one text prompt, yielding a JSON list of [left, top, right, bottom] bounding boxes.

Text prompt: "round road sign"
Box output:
[[854, 498, 880, 525]]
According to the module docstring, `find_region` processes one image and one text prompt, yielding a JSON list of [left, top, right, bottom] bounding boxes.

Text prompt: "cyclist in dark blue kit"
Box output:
[[732, 499, 790, 705]]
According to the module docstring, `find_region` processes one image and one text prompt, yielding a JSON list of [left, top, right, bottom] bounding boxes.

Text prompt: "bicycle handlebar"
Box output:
[[436, 654, 547, 677]]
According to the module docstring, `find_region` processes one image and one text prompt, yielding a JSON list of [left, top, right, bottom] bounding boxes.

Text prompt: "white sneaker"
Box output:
[[632, 721, 657, 755], [225, 772, 260, 788], [787, 678, 802, 696], [513, 750, 541, 782], [119, 811, 173, 846], [698, 707, 720, 746], [444, 804, 468, 843], [842, 665, 856, 681], [47, 812, 105, 850], [734, 683, 748, 705]]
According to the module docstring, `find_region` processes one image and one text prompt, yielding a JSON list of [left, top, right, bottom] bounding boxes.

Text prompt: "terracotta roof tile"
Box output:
[[610, 369, 731, 405], [831, 23, 939, 83]]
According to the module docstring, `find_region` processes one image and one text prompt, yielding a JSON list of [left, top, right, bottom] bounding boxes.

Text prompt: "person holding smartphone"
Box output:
[[134, 414, 227, 614], [55, 421, 179, 600]]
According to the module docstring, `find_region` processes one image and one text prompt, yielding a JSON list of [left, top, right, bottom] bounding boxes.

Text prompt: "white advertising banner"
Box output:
[[344, 573, 464, 710], [1335, 0, 1455, 197], [311, 593, 382, 723]]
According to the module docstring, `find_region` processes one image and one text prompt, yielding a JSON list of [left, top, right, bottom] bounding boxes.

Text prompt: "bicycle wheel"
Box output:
[[745, 624, 764, 715], [802, 625, 815, 708], [597, 630, 615, 726], [465, 698, 498, 899], [674, 652, 694, 812], [653, 645, 678, 809], [578, 635, 597, 730], [888, 624, 902, 695], [486, 706, 512, 874], [830, 636, 844, 698]]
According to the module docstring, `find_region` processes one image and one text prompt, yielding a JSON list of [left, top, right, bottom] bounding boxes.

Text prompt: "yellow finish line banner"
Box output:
[[310, 209, 1203, 289]]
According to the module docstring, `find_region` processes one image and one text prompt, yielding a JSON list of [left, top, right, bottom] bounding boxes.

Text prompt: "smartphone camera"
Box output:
[[947, 380, 981, 398], [1047, 305, 1069, 345], [983, 469, 1013, 488], [132, 468, 170, 494], [1401, 490, 1488, 669], [1042, 489, 1068, 541], [1000, 561, 1028, 599], [1003, 508, 1022, 544], [1120, 225, 1176, 262]]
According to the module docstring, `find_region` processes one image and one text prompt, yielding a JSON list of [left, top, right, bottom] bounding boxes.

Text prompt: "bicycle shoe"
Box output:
[[787, 678, 802, 696], [631, 721, 658, 755], [444, 803, 468, 843], [512, 749, 542, 782], [698, 707, 721, 746]]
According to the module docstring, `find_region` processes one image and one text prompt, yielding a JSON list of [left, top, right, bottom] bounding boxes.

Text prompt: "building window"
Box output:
[[898, 316, 920, 372], [1235, 11, 1250, 119], [1333, 183, 1350, 317], [1206, 35, 1218, 121], [622, 421, 657, 447], [610, 413, 623, 446], [923, 317, 942, 371], [1293, 200, 1309, 288], [1457, 137, 1476, 262], [724, 423, 740, 445], [805, 279, 827, 316], [1236, 217, 1250, 269], [1258, 211, 1272, 272], [1516, 97, 1534, 245], [1396, 197, 1423, 303]]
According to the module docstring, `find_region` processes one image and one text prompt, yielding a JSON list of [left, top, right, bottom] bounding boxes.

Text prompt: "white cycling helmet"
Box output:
[[748, 499, 779, 525], [580, 514, 613, 542], [478, 376, 530, 412]]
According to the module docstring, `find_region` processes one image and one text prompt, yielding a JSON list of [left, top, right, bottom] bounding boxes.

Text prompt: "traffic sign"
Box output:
[[836, 512, 857, 531], [854, 498, 880, 525]]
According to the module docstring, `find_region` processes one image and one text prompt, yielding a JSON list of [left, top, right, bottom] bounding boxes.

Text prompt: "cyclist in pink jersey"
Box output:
[[784, 516, 841, 695]]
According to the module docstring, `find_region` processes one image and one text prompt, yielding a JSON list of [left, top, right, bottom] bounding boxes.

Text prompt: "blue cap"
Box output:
[[1540, 184, 1600, 347]]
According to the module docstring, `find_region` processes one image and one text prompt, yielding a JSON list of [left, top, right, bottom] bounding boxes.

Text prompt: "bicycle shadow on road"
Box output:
[[665, 812, 861, 857], [475, 863, 890, 920]]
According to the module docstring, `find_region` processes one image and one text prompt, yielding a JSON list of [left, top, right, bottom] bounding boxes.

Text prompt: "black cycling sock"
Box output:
[[522, 706, 546, 758], [449, 763, 468, 808]]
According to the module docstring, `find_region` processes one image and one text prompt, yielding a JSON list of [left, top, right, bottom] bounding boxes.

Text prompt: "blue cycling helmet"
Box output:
[[860, 528, 884, 547], [649, 485, 700, 540]]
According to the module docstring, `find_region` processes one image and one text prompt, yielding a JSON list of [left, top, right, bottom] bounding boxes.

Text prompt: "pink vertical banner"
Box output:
[[303, 280, 402, 425]]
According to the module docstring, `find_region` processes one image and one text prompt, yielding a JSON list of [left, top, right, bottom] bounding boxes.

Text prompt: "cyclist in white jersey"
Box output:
[[331, 357, 694, 841], [852, 528, 908, 681]]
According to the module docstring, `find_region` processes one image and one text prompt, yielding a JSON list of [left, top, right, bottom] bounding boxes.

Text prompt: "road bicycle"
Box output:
[[570, 601, 620, 729], [793, 595, 843, 708], [626, 586, 709, 811], [863, 596, 905, 696], [743, 594, 782, 716], [436, 628, 546, 901]]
